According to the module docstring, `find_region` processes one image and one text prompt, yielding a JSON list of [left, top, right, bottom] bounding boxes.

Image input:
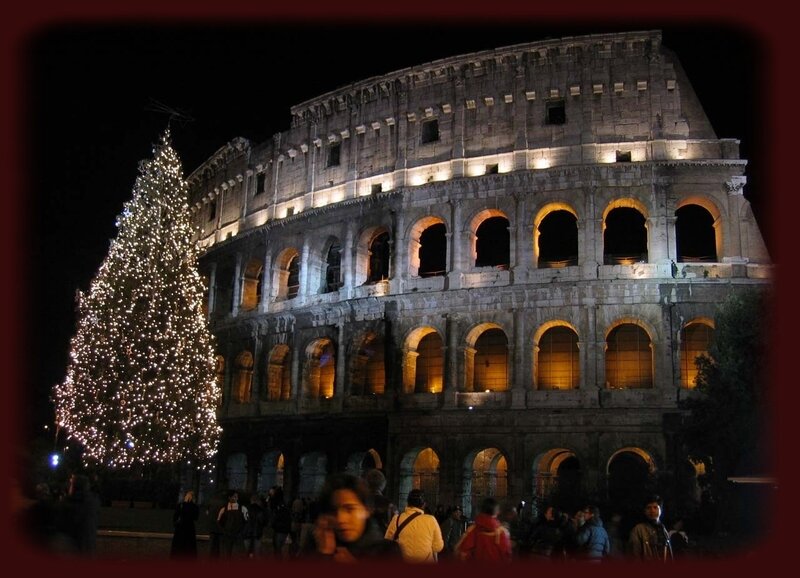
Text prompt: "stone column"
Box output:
[[231, 252, 242, 317], [511, 312, 527, 408], [291, 337, 302, 411], [335, 322, 346, 400], [298, 237, 311, 302], [444, 313, 459, 408], [512, 191, 528, 283], [447, 199, 464, 290], [723, 177, 747, 263], [259, 249, 272, 313], [341, 223, 355, 300], [512, 61, 529, 171]]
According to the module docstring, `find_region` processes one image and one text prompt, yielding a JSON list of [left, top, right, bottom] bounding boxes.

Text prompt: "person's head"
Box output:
[[544, 505, 561, 521], [184, 490, 194, 503], [499, 502, 517, 523], [451, 506, 463, 519], [407, 489, 426, 509], [479, 497, 500, 517], [364, 468, 387, 494], [643, 495, 663, 522], [227, 490, 238, 504], [573, 508, 586, 526], [319, 473, 373, 544], [583, 505, 600, 521]]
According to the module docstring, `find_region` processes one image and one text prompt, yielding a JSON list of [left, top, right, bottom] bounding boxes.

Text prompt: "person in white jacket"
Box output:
[[384, 489, 444, 563]]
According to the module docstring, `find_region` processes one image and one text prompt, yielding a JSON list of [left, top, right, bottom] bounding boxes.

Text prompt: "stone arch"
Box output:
[[398, 447, 440, 510], [274, 247, 301, 301], [675, 197, 722, 262], [408, 215, 448, 278], [257, 450, 285, 493], [298, 451, 328, 498], [679, 317, 715, 388], [304, 338, 336, 398], [355, 227, 391, 285], [606, 447, 658, 515], [240, 257, 263, 311], [602, 199, 649, 265], [402, 326, 445, 394], [233, 351, 254, 402], [605, 319, 655, 389], [350, 332, 386, 395], [266, 344, 292, 401], [345, 448, 383, 477], [532, 448, 582, 509], [533, 321, 580, 390], [469, 208, 510, 268], [462, 447, 508, 518], [533, 202, 579, 268], [465, 322, 508, 392], [322, 236, 343, 293]]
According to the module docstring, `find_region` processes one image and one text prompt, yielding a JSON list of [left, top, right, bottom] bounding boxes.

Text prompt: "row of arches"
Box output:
[[220, 319, 714, 403], [224, 445, 670, 518], [217, 200, 720, 314]]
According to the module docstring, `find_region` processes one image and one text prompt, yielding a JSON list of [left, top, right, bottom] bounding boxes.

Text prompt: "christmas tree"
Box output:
[[54, 130, 221, 471]]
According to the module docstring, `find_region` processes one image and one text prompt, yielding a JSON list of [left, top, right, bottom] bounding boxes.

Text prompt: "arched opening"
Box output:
[[398, 448, 440, 510], [605, 323, 653, 389], [535, 325, 580, 390], [607, 448, 657, 523], [298, 452, 328, 498], [267, 344, 292, 401], [475, 216, 510, 269], [680, 320, 715, 388], [473, 328, 508, 392], [604, 206, 648, 265], [305, 338, 336, 398], [351, 333, 386, 395], [676, 204, 718, 262], [533, 449, 581, 511], [418, 223, 447, 277], [286, 255, 300, 299], [537, 210, 578, 268], [257, 450, 285, 493], [402, 327, 444, 394], [275, 249, 300, 301], [240, 258, 263, 311], [225, 452, 248, 491], [324, 241, 343, 293], [366, 232, 390, 283], [233, 351, 254, 402], [463, 448, 508, 518], [345, 449, 383, 477]]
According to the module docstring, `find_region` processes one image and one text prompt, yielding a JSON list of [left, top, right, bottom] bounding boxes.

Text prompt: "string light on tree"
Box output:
[[54, 130, 221, 471]]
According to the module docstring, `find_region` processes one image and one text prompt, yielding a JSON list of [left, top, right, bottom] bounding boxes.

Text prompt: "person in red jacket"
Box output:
[[455, 497, 512, 562]]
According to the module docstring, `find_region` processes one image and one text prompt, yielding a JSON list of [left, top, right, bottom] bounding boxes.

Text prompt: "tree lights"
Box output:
[[54, 130, 221, 470]]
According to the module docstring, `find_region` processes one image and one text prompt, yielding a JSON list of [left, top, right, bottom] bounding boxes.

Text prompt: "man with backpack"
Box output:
[[384, 489, 443, 563]]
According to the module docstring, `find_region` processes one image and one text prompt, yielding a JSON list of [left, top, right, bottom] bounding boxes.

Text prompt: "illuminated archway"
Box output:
[[240, 258, 263, 311], [606, 447, 657, 514], [298, 451, 328, 498], [534, 321, 580, 390], [345, 449, 383, 477], [676, 196, 722, 263], [680, 318, 715, 388], [603, 199, 649, 265], [398, 447, 440, 510], [351, 333, 386, 395], [402, 327, 444, 393], [225, 452, 248, 491], [304, 338, 336, 398], [605, 322, 653, 389], [233, 351, 254, 402], [532, 448, 581, 509], [257, 450, 284, 493], [465, 323, 508, 392], [463, 448, 508, 518], [534, 203, 579, 268], [274, 248, 301, 301], [266, 344, 291, 400]]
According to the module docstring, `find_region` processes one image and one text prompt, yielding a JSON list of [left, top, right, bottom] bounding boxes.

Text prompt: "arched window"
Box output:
[[465, 448, 507, 518], [676, 205, 718, 262], [415, 332, 444, 393], [398, 448, 440, 510], [537, 210, 578, 268], [324, 242, 343, 292], [351, 334, 386, 395], [605, 324, 653, 388], [475, 217, 510, 268], [604, 207, 648, 265], [367, 232, 390, 283], [287, 255, 300, 299], [536, 326, 580, 389], [680, 321, 714, 388], [234, 351, 254, 402], [305, 339, 336, 398], [419, 223, 447, 277], [240, 258, 263, 311], [474, 328, 508, 391], [267, 344, 292, 400]]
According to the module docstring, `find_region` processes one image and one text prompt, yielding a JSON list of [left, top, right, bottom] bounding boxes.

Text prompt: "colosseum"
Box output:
[[186, 29, 771, 518]]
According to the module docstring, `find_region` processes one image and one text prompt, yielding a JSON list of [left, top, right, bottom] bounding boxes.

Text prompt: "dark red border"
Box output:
[[3, 2, 792, 578]]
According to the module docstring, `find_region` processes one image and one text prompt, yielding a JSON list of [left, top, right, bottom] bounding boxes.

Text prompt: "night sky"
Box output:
[[24, 22, 765, 446]]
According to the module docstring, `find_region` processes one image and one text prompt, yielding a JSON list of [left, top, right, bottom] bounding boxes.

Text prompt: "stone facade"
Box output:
[[187, 30, 771, 516]]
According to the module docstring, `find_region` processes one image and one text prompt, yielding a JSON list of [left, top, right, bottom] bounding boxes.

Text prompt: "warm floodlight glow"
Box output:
[[533, 158, 550, 170]]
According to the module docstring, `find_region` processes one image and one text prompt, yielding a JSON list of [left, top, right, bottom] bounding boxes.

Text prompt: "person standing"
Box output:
[[575, 505, 610, 561], [454, 497, 512, 563], [170, 490, 199, 558], [384, 489, 444, 563], [628, 495, 673, 561], [59, 473, 100, 556], [217, 490, 249, 558], [439, 506, 467, 558]]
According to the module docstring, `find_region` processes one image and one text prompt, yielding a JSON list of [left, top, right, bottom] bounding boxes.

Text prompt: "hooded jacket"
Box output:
[[455, 513, 512, 562]]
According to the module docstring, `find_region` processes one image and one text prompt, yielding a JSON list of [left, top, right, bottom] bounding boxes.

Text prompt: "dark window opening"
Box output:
[[676, 205, 717, 262], [418, 223, 447, 278], [421, 119, 440, 144], [366, 232, 390, 283], [538, 210, 578, 268], [546, 99, 566, 125], [603, 207, 648, 265], [325, 243, 342, 293], [256, 172, 266, 195], [485, 164, 499, 175], [286, 207, 295, 217], [371, 183, 383, 195], [616, 150, 632, 162], [287, 255, 300, 299], [208, 200, 217, 222], [327, 142, 341, 167], [475, 217, 510, 268]]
